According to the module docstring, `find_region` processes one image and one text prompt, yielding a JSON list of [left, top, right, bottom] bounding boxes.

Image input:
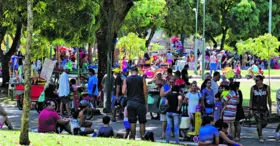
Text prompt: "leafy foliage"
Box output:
[[121, 0, 167, 37], [164, 0, 195, 37], [116, 33, 146, 59], [236, 34, 280, 60]]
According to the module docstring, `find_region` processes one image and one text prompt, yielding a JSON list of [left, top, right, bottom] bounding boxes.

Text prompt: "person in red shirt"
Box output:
[[38, 100, 71, 133], [174, 71, 185, 94]]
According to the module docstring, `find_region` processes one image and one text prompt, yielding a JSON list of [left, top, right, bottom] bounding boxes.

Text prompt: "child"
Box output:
[[123, 106, 131, 139], [97, 116, 114, 137], [214, 93, 223, 121]]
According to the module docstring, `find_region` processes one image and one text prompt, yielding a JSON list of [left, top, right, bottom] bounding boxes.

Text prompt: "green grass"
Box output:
[[188, 69, 280, 76], [0, 130, 171, 146], [0, 97, 16, 105]]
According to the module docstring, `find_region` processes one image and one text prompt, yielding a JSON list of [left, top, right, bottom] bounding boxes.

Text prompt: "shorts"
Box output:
[[160, 114, 167, 122], [60, 96, 69, 104], [253, 110, 269, 128], [123, 121, 131, 130], [127, 101, 147, 124]]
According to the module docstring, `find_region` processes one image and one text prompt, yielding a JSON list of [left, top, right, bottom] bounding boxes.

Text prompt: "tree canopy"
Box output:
[[236, 34, 280, 60]]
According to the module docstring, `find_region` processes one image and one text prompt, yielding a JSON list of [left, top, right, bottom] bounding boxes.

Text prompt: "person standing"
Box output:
[[59, 66, 71, 117], [111, 68, 123, 122], [201, 79, 215, 116], [122, 66, 147, 140], [221, 50, 228, 69], [211, 72, 221, 96], [186, 82, 201, 131], [88, 68, 98, 107], [250, 75, 272, 143], [165, 85, 182, 144], [222, 82, 240, 137], [209, 52, 217, 75], [159, 76, 174, 139], [234, 82, 245, 142], [181, 65, 189, 84]]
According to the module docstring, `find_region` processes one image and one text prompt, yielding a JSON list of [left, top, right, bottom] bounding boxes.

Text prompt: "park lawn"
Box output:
[[0, 130, 171, 146], [188, 69, 280, 76]]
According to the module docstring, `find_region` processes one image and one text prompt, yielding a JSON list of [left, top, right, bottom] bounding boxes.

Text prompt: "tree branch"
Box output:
[[6, 22, 22, 57]]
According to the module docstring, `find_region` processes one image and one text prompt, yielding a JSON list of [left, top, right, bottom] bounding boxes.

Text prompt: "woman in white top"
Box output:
[[209, 52, 217, 75], [185, 82, 201, 131]]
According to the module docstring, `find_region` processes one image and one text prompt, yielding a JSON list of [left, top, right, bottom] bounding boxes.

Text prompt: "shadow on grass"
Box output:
[[0, 96, 16, 105]]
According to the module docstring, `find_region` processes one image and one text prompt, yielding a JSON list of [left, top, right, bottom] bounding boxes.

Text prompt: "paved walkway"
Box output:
[[1, 105, 279, 146]]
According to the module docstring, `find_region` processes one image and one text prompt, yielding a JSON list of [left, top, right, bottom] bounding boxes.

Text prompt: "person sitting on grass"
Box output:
[[0, 105, 13, 130], [97, 116, 114, 138], [214, 120, 243, 146], [38, 100, 71, 133], [198, 116, 219, 146], [73, 100, 95, 135]]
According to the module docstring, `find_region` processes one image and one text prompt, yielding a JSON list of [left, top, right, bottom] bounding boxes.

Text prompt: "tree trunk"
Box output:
[[220, 27, 228, 50], [146, 26, 156, 48], [206, 32, 218, 48], [0, 22, 22, 87], [96, 0, 133, 111], [19, 0, 33, 145], [88, 43, 93, 64]]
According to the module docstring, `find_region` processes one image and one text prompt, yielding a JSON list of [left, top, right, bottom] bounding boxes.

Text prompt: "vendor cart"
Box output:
[[15, 84, 45, 110]]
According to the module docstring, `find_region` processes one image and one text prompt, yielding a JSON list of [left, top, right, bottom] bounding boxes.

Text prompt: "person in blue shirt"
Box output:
[[97, 116, 114, 137], [199, 116, 219, 145], [88, 69, 98, 107]]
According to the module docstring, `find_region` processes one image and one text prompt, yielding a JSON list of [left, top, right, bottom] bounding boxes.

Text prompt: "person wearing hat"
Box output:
[[71, 100, 94, 135], [88, 68, 98, 107], [58, 65, 71, 117], [111, 68, 123, 122], [122, 66, 147, 140]]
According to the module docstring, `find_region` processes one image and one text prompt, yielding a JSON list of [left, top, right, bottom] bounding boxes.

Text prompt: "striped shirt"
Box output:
[[222, 90, 240, 123]]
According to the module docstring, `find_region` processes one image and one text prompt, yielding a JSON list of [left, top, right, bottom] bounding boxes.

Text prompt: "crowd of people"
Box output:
[[1, 47, 280, 146]]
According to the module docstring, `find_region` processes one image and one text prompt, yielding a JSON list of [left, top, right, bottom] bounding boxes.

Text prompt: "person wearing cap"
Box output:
[[122, 66, 147, 140], [58, 65, 71, 117], [111, 68, 123, 122], [71, 100, 94, 135], [88, 68, 98, 107]]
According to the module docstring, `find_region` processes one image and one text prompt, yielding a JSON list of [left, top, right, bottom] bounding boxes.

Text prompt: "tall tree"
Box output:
[[205, 0, 236, 49], [164, 0, 195, 46], [0, 0, 25, 87], [96, 0, 134, 111], [121, 0, 167, 47], [19, 0, 33, 144]]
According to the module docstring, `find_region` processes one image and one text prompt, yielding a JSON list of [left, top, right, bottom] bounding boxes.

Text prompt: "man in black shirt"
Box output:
[[111, 68, 123, 122], [221, 50, 227, 69], [250, 75, 272, 143], [122, 66, 147, 140]]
